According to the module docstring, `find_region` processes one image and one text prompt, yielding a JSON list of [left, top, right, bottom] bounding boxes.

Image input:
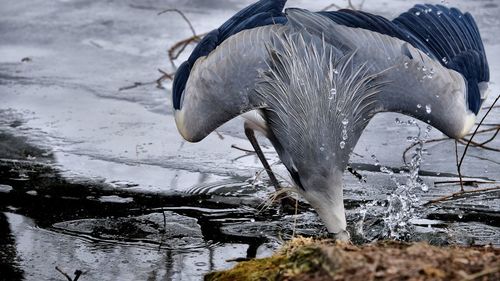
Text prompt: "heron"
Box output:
[[171, 0, 489, 240]]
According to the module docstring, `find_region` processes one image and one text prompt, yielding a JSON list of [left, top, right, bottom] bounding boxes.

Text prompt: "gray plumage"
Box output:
[[174, 9, 481, 237]]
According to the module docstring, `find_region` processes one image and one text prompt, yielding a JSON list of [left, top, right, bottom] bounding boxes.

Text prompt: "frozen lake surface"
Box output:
[[0, 0, 499, 280]]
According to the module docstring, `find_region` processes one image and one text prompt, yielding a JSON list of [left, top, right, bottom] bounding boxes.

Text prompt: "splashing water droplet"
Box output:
[[371, 154, 380, 166], [328, 88, 337, 99], [380, 166, 393, 175], [339, 141, 346, 149], [425, 104, 432, 114]]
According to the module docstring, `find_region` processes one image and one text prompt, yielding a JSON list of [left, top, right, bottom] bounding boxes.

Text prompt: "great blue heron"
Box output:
[[171, 0, 489, 239]]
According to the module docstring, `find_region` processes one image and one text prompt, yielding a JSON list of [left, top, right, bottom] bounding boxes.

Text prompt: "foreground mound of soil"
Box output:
[[205, 238, 499, 281]]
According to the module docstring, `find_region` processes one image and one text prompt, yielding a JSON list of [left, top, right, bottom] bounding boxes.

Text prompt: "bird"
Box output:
[[171, 0, 489, 240]]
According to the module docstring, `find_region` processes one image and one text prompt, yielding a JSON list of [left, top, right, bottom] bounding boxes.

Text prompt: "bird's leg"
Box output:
[[244, 126, 302, 213], [244, 126, 281, 191]]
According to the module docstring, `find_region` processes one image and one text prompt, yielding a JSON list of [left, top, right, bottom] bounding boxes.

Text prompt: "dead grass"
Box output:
[[205, 238, 500, 281]]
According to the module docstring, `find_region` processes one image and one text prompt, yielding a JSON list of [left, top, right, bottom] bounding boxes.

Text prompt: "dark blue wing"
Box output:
[[319, 5, 488, 114], [172, 0, 287, 110], [318, 9, 433, 57], [393, 4, 489, 114]]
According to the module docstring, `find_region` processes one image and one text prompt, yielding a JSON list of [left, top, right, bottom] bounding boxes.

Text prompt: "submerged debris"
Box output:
[[205, 237, 500, 281]]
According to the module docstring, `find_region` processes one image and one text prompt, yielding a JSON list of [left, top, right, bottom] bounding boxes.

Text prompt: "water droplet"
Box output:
[[380, 166, 393, 175], [250, 218, 255, 222], [333, 69, 339, 74], [319, 146, 325, 152], [442, 57, 448, 64], [415, 11, 421, 16], [437, 10, 443, 16], [404, 61, 409, 68], [328, 88, 337, 99], [425, 104, 431, 114], [458, 213, 463, 219], [417, 104, 422, 109], [339, 141, 346, 149], [342, 118, 349, 125], [422, 66, 427, 72]]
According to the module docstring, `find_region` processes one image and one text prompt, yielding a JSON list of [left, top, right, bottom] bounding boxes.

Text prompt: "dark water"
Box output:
[[0, 152, 498, 281]]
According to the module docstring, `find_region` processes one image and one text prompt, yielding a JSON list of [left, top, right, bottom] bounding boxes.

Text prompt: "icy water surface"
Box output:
[[1, 0, 499, 280]]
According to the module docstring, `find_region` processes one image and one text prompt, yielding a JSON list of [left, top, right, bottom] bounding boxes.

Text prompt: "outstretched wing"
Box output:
[[174, 25, 282, 142], [172, 0, 287, 110], [286, 9, 478, 139]]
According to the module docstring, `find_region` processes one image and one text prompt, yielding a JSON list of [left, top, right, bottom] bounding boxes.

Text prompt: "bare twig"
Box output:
[[158, 8, 197, 36], [55, 267, 82, 281], [231, 144, 256, 154], [423, 186, 500, 206], [402, 126, 499, 165], [55, 267, 73, 281], [322, 0, 365, 11], [321, 3, 344, 10], [456, 138, 500, 152], [455, 140, 464, 192], [457, 94, 500, 189], [118, 80, 158, 91], [434, 179, 496, 186]]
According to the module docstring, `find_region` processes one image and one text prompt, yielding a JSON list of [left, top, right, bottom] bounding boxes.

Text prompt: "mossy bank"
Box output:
[[205, 237, 499, 281]]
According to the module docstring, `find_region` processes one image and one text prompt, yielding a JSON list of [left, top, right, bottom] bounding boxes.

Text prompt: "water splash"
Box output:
[[358, 119, 432, 240]]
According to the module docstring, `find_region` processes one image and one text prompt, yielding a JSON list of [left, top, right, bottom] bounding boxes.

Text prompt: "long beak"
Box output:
[[299, 179, 349, 240]]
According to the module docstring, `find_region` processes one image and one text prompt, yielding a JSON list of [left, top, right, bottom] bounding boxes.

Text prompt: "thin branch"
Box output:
[[423, 186, 500, 206], [231, 144, 256, 154], [118, 81, 155, 91], [158, 8, 197, 36], [457, 138, 500, 152], [478, 127, 499, 145], [55, 267, 81, 281], [322, 0, 365, 11], [455, 140, 464, 192], [402, 126, 499, 165], [321, 3, 344, 11], [458, 93, 500, 179], [55, 266, 73, 281]]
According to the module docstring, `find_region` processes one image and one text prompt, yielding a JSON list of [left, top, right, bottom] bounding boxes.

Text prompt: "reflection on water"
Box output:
[[1, 212, 253, 281], [0, 212, 24, 281]]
